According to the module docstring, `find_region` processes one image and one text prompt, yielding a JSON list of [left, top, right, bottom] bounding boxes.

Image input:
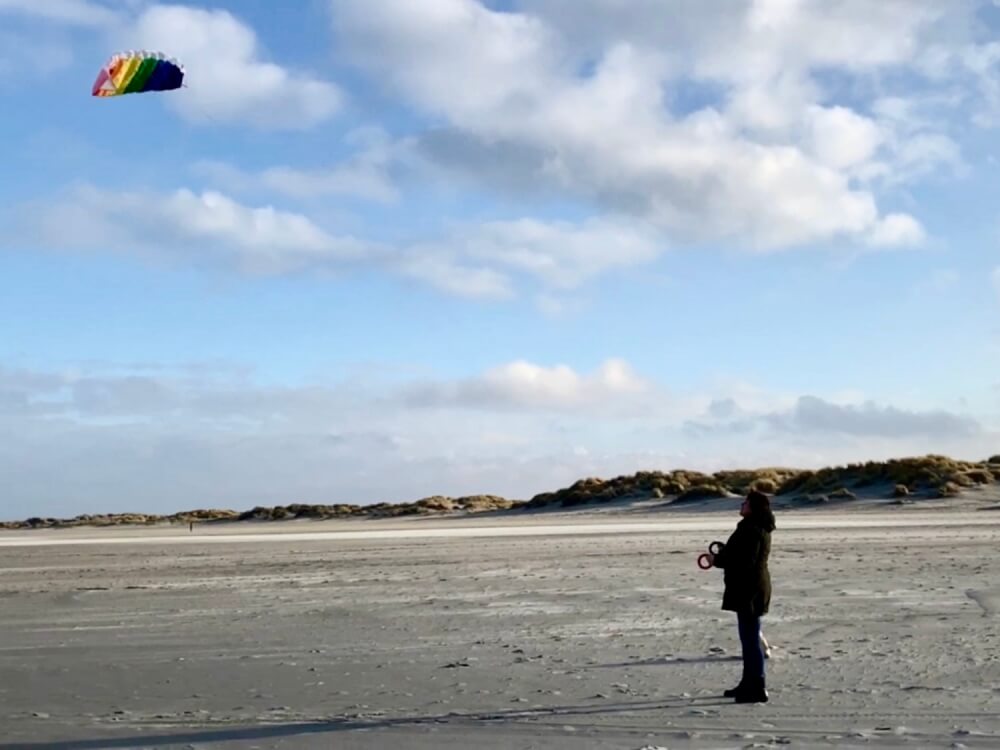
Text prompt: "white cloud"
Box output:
[[192, 129, 403, 203], [332, 0, 562, 125], [26, 184, 370, 274], [123, 4, 342, 129], [955, 40, 1000, 127], [15, 186, 657, 296], [685, 394, 983, 440], [194, 160, 398, 204], [890, 134, 965, 182], [806, 105, 884, 170], [516, 0, 943, 76], [393, 252, 515, 300], [396, 217, 663, 296], [464, 218, 662, 287], [0, 0, 120, 27], [867, 213, 927, 248], [770, 396, 981, 439], [401, 358, 651, 413], [865, 97, 966, 184], [329, 0, 991, 251]]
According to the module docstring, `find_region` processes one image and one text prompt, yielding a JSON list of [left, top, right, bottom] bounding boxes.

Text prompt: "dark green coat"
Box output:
[[713, 514, 774, 616]]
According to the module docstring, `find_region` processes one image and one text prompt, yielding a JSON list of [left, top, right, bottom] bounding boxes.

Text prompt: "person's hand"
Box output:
[[706, 552, 715, 566]]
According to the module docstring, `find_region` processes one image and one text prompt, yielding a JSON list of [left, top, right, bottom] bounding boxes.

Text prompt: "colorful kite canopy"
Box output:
[[92, 51, 184, 98]]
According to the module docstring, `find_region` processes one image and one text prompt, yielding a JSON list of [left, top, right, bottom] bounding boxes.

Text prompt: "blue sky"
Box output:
[[1, 0, 999, 520]]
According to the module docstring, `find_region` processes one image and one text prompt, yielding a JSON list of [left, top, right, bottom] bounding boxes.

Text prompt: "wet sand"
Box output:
[[1, 508, 999, 749]]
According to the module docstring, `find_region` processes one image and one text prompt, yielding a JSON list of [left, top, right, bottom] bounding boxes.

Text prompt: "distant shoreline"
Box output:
[[4, 453, 998, 530]]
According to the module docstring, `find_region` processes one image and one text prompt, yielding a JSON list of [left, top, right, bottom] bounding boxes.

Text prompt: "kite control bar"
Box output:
[[697, 540, 725, 570]]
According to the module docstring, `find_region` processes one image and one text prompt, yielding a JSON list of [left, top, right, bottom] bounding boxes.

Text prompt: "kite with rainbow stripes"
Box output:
[[92, 51, 184, 98]]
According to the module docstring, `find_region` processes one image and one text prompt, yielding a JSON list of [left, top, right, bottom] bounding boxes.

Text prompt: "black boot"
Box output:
[[733, 676, 768, 703], [723, 668, 749, 697]]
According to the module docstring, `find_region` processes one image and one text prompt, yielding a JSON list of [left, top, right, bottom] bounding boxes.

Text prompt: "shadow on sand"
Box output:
[[0, 695, 734, 750], [583, 655, 741, 669]]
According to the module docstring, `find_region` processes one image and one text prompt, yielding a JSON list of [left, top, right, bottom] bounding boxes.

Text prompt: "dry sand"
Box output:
[[1, 505, 999, 749]]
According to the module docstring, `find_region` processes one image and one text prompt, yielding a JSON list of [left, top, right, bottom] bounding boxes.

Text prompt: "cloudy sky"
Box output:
[[1, 0, 999, 520]]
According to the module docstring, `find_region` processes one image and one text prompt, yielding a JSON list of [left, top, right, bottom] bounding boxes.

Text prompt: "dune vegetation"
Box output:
[[3, 454, 998, 529], [0, 496, 520, 529], [524, 454, 1000, 509]]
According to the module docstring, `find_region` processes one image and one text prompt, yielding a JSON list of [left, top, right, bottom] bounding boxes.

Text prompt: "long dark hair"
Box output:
[[745, 489, 776, 531]]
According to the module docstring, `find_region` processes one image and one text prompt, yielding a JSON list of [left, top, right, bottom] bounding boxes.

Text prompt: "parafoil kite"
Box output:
[[92, 51, 184, 98]]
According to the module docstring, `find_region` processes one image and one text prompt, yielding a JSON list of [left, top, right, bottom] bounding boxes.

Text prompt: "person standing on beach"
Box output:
[[707, 489, 775, 703]]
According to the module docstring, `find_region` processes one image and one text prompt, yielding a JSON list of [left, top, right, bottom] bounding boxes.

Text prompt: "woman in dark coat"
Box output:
[[708, 489, 775, 703]]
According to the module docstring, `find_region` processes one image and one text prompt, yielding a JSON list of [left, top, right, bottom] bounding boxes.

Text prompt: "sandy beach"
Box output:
[[6, 0, 1000, 747], [1, 506, 999, 749]]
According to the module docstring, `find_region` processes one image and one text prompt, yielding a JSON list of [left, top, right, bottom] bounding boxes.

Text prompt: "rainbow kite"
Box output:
[[92, 51, 184, 98]]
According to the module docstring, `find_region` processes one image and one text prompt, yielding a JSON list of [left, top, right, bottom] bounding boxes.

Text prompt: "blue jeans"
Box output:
[[737, 611, 765, 681]]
